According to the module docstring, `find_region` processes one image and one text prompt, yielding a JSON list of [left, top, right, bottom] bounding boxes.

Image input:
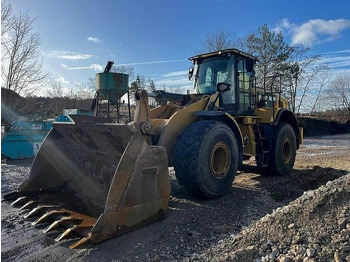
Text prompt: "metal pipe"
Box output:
[[127, 91, 131, 123], [107, 91, 110, 118], [116, 100, 120, 123], [95, 92, 99, 117]]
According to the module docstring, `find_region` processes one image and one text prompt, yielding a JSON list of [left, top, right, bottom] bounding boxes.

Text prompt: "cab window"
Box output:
[[237, 58, 251, 111], [196, 56, 234, 98]]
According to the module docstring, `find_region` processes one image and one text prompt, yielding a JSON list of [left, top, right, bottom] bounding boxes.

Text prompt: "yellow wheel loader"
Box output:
[[4, 49, 303, 248]]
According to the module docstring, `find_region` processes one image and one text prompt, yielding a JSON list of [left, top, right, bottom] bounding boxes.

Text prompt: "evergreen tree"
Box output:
[[129, 76, 139, 96], [149, 80, 156, 93], [248, 24, 292, 90]]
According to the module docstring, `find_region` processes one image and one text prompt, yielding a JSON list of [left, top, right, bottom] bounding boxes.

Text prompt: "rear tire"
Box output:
[[174, 120, 238, 198], [267, 123, 296, 175]]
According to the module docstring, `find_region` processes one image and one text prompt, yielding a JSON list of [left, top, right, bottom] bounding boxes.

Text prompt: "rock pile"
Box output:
[[191, 174, 350, 262]]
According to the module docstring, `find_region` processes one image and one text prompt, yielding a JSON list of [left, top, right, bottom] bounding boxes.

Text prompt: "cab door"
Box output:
[[221, 56, 237, 115], [236, 57, 254, 115]]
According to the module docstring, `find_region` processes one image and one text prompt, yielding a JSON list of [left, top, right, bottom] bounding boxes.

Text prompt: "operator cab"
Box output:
[[189, 49, 258, 116]]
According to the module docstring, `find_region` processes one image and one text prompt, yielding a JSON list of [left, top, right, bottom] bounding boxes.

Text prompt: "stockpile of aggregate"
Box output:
[[190, 174, 350, 262]]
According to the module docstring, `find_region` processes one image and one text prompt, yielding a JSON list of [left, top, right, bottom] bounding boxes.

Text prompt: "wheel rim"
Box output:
[[210, 141, 231, 179], [282, 138, 292, 163]]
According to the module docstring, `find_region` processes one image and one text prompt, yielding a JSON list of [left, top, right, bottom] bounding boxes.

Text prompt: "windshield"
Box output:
[[195, 56, 234, 94]]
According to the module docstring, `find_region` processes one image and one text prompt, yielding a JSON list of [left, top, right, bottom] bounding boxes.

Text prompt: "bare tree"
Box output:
[[171, 86, 187, 94], [200, 28, 237, 52], [44, 79, 67, 115], [234, 33, 256, 54], [86, 77, 97, 91], [309, 66, 331, 117], [111, 65, 135, 80], [76, 86, 94, 100], [280, 45, 324, 113], [1, 1, 13, 64], [325, 74, 350, 121], [1, 4, 48, 108], [46, 79, 64, 98], [1, 1, 13, 38]]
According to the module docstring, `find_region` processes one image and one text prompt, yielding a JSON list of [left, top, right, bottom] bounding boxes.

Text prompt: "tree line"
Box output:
[[2, 1, 349, 121]]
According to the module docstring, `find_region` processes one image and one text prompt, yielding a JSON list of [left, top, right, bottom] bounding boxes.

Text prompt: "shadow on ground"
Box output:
[[173, 164, 349, 206], [239, 164, 348, 203]]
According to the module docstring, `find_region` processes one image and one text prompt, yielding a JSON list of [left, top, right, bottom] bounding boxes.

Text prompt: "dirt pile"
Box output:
[[193, 174, 350, 262]]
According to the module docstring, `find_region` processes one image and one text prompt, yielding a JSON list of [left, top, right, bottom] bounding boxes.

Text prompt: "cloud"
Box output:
[[87, 36, 101, 43], [322, 49, 350, 55], [62, 63, 104, 71], [3, 32, 11, 41], [91, 64, 104, 71], [155, 77, 191, 86], [153, 69, 193, 93], [162, 70, 188, 78], [55, 76, 69, 85], [114, 59, 187, 67], [275, 18, 350, 46], [74, 81, 83, 87], [61, 59, 187, 72], [321, 54, 350, 68], [318, 49, 350, 70], [330, 68, 350, 75], [61, 87, 71, 96], [48, 51, 94, 60]]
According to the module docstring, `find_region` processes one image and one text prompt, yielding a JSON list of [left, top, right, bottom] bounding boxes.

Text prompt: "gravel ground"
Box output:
[[194, 174, 350, 262], [1, 133, 350, 261]]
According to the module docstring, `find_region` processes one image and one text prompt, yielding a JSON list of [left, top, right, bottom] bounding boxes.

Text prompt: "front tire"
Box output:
[[174, 120, 238, 198], [267, 123, 296, 175]]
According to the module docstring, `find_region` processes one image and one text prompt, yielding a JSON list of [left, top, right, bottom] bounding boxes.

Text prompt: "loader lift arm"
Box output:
[[148, 90, 192, 105], [4, 48, 303, 249]]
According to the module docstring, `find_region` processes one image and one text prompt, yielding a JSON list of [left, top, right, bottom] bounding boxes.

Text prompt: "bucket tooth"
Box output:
[[43, 220, 60, 233], [19, 200, 37, 210], [24, 205, 60, 219], [43, 217, 82, 233], [11, 196, 29, 206], [32, 210, 69, 226], [69, 234, 93, 249], [55, 225, 77, 242]]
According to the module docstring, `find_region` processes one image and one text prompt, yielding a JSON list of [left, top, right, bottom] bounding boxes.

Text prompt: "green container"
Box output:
[[96, 72, 129, 105]]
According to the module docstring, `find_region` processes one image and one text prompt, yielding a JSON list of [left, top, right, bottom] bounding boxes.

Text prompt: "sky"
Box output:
[[8, 0, 350, 96]]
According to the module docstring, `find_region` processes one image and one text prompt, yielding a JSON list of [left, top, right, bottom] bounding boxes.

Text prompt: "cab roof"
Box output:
[[188, 48, 258, 62]]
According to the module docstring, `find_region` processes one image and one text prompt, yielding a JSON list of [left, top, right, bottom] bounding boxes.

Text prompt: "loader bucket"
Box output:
[[4, 115, 171, 249]]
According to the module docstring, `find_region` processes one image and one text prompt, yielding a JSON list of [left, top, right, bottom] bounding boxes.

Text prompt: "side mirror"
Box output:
[[188, 67, 194, 80], [216, 82, 231, 93]]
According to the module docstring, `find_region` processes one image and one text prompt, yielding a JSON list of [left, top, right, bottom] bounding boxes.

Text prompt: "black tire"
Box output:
[[173, 120, 238, 198], [267, 123, 296, 175]]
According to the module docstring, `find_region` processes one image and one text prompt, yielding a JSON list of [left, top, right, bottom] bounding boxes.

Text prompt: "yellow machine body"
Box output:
[[5, 49, 303, 248]]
